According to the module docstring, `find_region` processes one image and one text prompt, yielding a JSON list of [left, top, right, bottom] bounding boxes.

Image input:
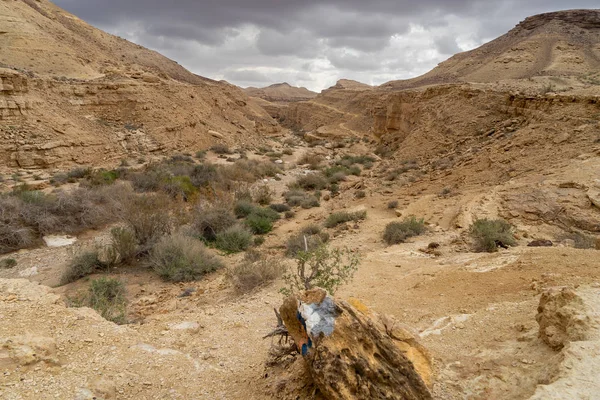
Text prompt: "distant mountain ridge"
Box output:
[[244, 82, 318, 103]]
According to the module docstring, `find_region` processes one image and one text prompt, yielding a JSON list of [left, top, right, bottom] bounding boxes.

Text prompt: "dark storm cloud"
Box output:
[[54, 0, 600, 90]]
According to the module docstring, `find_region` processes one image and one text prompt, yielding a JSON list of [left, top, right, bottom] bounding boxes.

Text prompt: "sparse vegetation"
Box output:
[[387, 200, 399, 209], [283, 189, 320, 209], [298, 153, 324, 169], [383, 217, 426, 245], [215, 225, 253, 253], [105, 227, 138, 266], [228, 252, 285, 293], [469, 218, 516, 252], [245, 207, 279, 234], [286, 225, 330, 257], [0, 258, 17, 269], [122, 193, 173, 249], [61, 250, 105, 285], [324, 210, 367, 228], [253, 184, 273, 205], [149, 234, 223, 282], [269, 203, 291, 213], [86, 277, 128, 324], [210, 143, 231, 154], [281, 245, 360, 296], [192, 204, 237, 242], [292, 173, 328, 191], [355, 190, 366, 199]]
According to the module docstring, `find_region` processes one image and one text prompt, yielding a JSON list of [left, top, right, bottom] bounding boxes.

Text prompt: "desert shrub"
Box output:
[[355, 190, 366, 199], [189, 164, 220, 188], [561, 232, 598, 249], [170, 154, 194, 163], [215, 225, 253, 253], [129, 169, 165, 192], [0, 258, 17, 269], [195, 150, 207, 160], [229, 253, 285, 293], [245, 210, 277, 234], [281, 245, 360, 296], [149, 234, 223, 282], [285, 210, 295, 219], [49, 173, 69, 185], [67, 167, 92, 180], [298, 153, 324, 169], [0, 196, 37, 253], [324, 210, 367, 228], [250, 206, 281, 222], [293, 174, 328, 191], [282, 148, 293, 155], [383, 217, 426, 245], [387, 200, 399, 209], [121, 194, 172, 248], [336, 155, 375, 167], [269, 203, 291, 213], [328, 171, 347, 184], [61, 250, 105, 285], [105, 227, 138, 265], [160, 175, 197, 200], [286, 226, 330, 257], [87, 277, 127, 324], [234, 200, 257, 218], [253, 184, 273, 205], [300, 196, 320, 209], [253, 235, 266, 246], [84, 169, 119, 187], [210, 143, 231, 154], [193, 205, 237, 242], [469, 218, 516, 252]]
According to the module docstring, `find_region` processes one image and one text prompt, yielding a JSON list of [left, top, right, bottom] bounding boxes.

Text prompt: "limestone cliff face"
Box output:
[[0, 0, 280, 169]]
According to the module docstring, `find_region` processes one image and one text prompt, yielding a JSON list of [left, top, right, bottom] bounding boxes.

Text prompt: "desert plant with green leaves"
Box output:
[[469, 218, 516, 252], [280, 245, 360, 296]]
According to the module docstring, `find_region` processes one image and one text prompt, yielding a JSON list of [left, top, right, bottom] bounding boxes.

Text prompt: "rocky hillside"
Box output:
[[0, 0, 279, 170], [244, 83, 318, 103], [383, 9, 600, 90]]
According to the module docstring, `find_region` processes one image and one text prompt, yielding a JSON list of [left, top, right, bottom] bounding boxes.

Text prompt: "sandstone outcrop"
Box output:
[[278, 289, 432, 400], [0, 0, 280, 169], [536, 287, 591, 350]]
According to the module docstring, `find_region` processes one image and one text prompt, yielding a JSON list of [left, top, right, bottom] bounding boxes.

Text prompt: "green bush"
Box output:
[[84, 169, 119, 186], [281, 245, 360, 296], [149, 234, 223, 282], [383, 216, 426, 245], [250, 206, 280, 222], [190, 164, 220, 188], [469, 218, 516, 252], [324, 210, 367, 228], [246, 213, 274, 234], [87, 277, 127, 324], [215, 225, 253, 253], [61, 250, 105, 285]]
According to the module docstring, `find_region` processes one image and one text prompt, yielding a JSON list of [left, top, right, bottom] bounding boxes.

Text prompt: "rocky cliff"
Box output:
[[0, 0, 280, 169]]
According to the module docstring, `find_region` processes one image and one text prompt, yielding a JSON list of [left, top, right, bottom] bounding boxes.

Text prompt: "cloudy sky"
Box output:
[[54, 1, 598, 91]]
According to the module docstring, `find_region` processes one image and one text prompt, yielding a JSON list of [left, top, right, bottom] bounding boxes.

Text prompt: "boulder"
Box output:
[[278, 289, 432, 400], [536, 287, 590, 350]]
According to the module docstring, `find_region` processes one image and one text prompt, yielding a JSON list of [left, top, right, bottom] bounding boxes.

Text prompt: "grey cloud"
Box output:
[[54, 0, 600, 90]]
